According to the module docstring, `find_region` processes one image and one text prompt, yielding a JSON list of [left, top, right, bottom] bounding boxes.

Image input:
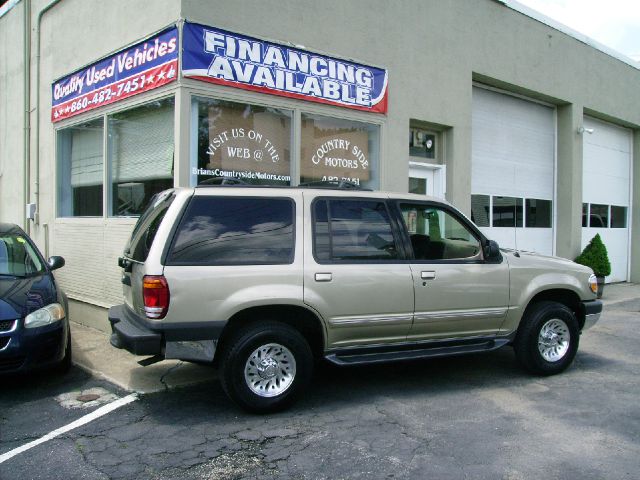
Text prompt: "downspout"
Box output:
[[23, 0, 31, 232], [33, 0, 64, 226]]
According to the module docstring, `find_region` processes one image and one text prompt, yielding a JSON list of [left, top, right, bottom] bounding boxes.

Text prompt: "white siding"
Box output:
[[52, 221, 135, 307]]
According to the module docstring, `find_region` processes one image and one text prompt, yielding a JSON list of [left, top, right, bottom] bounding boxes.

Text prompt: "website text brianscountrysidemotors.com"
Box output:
[[193, 168, 291, 182]]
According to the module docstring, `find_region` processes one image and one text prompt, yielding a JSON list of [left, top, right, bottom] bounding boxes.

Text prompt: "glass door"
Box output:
[[409, 163, 436, 197]]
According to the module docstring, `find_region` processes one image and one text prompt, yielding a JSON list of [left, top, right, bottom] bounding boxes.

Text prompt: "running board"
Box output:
[[325, 338, 510, 366]]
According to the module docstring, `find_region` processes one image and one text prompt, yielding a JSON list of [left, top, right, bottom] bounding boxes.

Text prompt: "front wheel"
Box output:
[[514, 301, 579, 375], [220, 322, 313, 413]]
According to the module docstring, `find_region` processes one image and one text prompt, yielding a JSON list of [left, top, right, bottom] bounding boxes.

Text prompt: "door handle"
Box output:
[[421, 271, 436, 280], [315, 273, 332, 282]]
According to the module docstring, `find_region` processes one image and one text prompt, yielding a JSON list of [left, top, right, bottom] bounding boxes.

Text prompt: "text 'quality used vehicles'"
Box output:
[[109, 183, 602, 412]]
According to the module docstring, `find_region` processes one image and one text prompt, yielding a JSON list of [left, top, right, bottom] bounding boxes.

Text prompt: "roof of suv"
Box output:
[[188, 184, 448, 205]]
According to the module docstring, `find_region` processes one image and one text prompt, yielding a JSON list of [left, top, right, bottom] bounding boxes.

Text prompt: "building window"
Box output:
[[191, 97, 292, 186], [611, 206, 627, 228], [109, 98, 175, 216], [301, 114, 379, 189], [57, 97, 175, 218], [470, 194, 490, 227], [472, 195, 553, 229], [589, 204, 609, 228], [409, 177, 427, 195], [582, 203, 627, 229], [492, 196, 523, 227], [525, 199, 552, 228], [409, 128, 437, 160], [57, 118, 104, 217]]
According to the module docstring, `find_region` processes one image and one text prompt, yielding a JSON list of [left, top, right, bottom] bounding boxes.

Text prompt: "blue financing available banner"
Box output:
[[182, 22, 388, 113]]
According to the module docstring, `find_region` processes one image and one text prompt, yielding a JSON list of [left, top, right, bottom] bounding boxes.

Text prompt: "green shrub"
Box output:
[[575, 234, 611, 277]]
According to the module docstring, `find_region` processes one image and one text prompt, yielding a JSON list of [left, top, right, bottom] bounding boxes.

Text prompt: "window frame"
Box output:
[[299, 112, 381, 190], [107, 96, 176, 218], [54, 92, 177, 220], [56, 116, 106, 218], [581, 203, 629, 229], [311, 197, 407, 265], [470, 194, 554, 230], [185, 85, 385, 189], [392, 200, 488, 264], [610, 205, 628, 229], [189, 95, 295, 188]]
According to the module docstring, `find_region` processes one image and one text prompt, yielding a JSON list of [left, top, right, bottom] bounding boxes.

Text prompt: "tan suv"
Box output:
[[109, 183, 602, 412]]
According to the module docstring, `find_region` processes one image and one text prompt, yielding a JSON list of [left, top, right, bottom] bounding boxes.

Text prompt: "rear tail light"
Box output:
[[143, 275, 170, 319]]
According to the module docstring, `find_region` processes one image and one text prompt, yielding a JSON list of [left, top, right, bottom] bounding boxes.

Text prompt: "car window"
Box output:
[[127, 190, 175, 262], [400, 203, 481, 261], [314, 199, 400, 262], [167, 197, 295, 265], [0, 233, 45, 277]]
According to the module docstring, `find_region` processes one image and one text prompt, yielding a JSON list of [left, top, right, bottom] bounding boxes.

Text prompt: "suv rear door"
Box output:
[[395, 201, 509, 341], [162, 190, 303, 326], [121, 189, 176, 315], [303, 194, 415, 349]]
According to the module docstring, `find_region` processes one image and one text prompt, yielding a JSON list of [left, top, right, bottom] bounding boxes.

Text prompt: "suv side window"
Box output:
[[400, 203, 481, 261], [167, 196, 294, 265], [314, 199, 400, 262]]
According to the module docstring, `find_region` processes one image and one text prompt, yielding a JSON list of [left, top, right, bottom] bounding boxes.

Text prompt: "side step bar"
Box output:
[[325, 338, 510, 366]]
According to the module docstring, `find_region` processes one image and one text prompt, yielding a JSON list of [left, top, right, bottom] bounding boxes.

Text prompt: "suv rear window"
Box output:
[[126, 190, 175, 262], [167, 197, 295, 265]]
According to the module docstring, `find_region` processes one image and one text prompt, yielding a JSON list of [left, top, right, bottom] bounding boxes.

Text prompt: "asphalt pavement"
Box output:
[[0, 290, 638, 479]]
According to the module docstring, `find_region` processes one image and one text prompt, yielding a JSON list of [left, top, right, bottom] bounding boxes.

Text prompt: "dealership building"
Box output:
[[1, 0, 639, 332]]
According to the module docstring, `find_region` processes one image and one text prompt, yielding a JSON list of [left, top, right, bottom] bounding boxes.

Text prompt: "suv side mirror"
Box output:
[[48, 256, 65, 270], [483, 240, 501, 262]]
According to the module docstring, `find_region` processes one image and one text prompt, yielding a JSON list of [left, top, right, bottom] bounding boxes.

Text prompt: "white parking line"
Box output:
[[0, 393, 138, 465]]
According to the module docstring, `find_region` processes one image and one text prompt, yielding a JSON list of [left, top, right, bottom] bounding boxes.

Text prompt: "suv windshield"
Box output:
[[0, 233, 45, 277]]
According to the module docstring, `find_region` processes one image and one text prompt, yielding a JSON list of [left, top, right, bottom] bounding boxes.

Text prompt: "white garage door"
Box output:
[[471, 87, 555, 255], [582, 117, 632, 283]]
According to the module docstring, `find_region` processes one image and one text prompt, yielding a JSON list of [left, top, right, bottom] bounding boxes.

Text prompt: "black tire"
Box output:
[[220, 322, 313, 413], [514, 301, 579, 375]]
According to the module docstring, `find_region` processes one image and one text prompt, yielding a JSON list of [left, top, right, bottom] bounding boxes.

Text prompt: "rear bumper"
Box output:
[[108, 304, 225, 362], [108, 305, 162, 356], [581, 300, 603, 331]]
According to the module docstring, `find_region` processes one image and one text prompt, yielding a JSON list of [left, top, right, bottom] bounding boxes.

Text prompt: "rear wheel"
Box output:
[[220, 322, 313, 413], [514, 301, 579, 375]]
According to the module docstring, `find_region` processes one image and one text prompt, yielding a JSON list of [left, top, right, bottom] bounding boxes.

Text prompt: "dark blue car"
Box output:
[[0, 223, 71, 374]]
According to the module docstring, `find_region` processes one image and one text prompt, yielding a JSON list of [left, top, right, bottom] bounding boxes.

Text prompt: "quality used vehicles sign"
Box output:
[[51, 27, 178, 122], [182, 22, 388, 113]]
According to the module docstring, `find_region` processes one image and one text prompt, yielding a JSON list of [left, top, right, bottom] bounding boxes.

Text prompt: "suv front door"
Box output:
[[303, 196, 415, 349], [397, 201, 509, 341]]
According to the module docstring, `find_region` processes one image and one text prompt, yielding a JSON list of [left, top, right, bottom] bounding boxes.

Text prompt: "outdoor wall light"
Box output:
[[577, 126, 595, 134]]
